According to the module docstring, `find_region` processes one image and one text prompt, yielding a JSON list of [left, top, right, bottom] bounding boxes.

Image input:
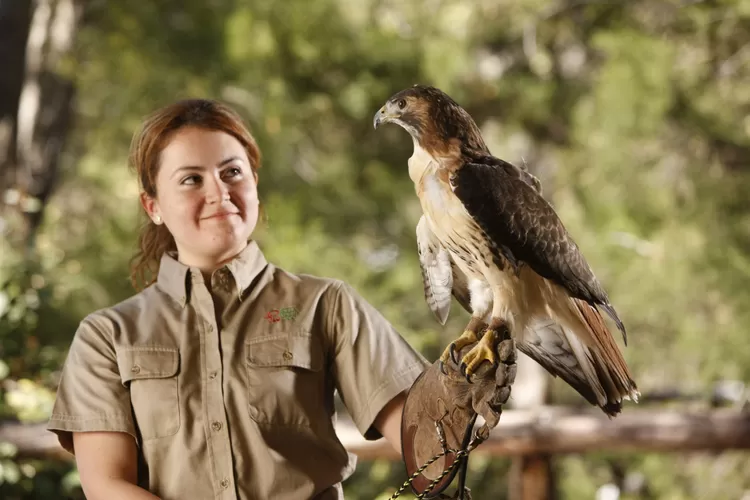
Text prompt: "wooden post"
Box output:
[[509, 453, 556, 500], [508, 352, 555, 500]]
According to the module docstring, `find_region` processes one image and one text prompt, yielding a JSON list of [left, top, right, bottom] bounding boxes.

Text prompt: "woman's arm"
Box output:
[[373, 391, 407, 454], [73, 432, 161, 500]]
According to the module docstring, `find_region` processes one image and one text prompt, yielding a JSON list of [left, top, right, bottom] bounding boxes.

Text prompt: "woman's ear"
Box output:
[[140, 191, 162, 224]]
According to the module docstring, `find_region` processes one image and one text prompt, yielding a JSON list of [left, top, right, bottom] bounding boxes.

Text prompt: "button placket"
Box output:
[[193, 279, 235, 499]]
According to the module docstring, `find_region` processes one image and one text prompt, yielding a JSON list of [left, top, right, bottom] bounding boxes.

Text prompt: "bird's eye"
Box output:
[[397, 99, 406, 109]]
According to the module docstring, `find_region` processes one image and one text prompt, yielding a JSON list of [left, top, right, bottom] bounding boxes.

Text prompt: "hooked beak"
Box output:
[[373, 106, 397, 129]]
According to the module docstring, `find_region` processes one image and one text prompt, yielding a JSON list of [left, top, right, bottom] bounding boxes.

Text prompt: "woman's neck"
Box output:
[[176, 241, 249, 279]]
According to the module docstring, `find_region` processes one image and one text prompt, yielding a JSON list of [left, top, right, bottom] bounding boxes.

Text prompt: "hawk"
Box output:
[[374, 85, 639, 415]]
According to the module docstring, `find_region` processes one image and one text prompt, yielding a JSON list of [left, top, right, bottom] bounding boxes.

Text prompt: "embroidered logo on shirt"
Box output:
[[264, 306, 299, 323], [279, 307, 299, 320]]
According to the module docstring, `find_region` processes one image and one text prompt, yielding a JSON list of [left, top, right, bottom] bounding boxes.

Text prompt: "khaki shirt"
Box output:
[[47, 241, 428, 499]]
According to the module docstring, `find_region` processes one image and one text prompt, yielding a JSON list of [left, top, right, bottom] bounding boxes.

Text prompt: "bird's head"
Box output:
[[373, 84, 488, 155]]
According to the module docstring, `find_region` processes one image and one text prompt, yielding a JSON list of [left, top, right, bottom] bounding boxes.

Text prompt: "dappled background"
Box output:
[[1, 0, 750, 498]]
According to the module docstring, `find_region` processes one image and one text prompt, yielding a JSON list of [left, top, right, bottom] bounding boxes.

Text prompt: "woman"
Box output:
[[47, 99, 430, 499]]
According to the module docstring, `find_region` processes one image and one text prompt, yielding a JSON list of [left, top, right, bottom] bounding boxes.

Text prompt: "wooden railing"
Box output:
[[3, 406, 749, 461], [339, 406, 750, 460], [1, 385, 748, 500]]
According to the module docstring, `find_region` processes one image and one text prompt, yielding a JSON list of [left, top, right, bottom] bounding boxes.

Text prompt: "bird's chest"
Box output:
[[417, 171, 511, 281], [419, 174, 487, 259], [419, 174, 467, 226]]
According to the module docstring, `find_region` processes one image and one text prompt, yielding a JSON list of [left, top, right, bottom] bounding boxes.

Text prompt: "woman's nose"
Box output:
[[206, 178, 230, 203]]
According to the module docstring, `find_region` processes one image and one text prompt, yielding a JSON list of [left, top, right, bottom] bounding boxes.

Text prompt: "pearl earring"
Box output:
[[154, 215, 162, 224]]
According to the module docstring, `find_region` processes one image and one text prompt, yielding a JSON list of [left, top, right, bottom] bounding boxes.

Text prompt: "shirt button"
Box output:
[[220, 478, 229, 489], [282, 350, 293, 360], [131, 365, 141, 374], [208, 371, 217, 380], [211, 421, 222, 432], [248, 405, 259, 419]]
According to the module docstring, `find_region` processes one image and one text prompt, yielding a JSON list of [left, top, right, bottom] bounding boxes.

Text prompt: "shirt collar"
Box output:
[[156, 240, 268, 307]]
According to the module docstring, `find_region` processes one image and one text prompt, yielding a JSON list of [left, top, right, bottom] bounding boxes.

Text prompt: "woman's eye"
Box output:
[[181, 175, 201, 185], [224, 167, 242, 178]]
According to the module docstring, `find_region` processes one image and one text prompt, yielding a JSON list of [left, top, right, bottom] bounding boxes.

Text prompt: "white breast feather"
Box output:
[[468, 279, 493, 318], [423, 175, 453, 214], [408, 140, 437, 184]]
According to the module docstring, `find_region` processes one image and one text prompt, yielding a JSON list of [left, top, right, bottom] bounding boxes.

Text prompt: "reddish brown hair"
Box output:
[[128, 98, 262, 290]]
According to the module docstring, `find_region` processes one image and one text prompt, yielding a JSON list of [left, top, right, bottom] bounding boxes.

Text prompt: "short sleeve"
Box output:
[[325, 281, 428, 440], [46, 314, 137, 454]]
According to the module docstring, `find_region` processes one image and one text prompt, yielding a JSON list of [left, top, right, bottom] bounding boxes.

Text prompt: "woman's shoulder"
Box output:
[[75, 284, 168, 336]]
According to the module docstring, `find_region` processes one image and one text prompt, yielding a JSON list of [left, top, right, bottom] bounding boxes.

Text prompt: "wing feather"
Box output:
[[449, 257, 472, 315], [451, 157, 627, 342], [517, 319, 602, 407], [519, 316, 638, 416], [416, 215, 473, 322], [416, 216, 454, 324]]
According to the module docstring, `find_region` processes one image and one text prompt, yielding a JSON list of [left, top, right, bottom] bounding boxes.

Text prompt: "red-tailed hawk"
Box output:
[[374, 85, 639, 415]]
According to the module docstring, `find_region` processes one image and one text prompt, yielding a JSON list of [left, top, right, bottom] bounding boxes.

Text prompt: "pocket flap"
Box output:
[[118, 347, 180, 384], [246, 334, 322, 371]]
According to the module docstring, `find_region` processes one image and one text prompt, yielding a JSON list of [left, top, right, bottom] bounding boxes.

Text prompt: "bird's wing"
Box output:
[[517, 317, 634, 416], [449, 255, 472, 315], [450, 156, 627, 342], [517, 319, 601, 406], [416, 215, 453, 324], [515, 159, 543, 194], [416, 215, 472, 323]]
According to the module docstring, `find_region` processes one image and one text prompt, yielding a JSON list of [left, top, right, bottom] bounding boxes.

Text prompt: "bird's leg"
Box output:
[[459, 318, 511, 382], [438, 316, 487, 374], [450, 316, 489, 365]]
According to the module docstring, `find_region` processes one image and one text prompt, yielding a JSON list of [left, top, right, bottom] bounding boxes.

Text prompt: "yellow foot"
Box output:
[[459, 329, 499, 382], [438, 329, 479, 373]]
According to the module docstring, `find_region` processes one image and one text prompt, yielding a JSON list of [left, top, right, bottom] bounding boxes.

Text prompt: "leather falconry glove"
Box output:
[[400, 336, 517, 499]]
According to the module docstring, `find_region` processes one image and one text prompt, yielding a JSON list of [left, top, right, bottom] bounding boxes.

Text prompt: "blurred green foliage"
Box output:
[[1, 0, 750, 498]]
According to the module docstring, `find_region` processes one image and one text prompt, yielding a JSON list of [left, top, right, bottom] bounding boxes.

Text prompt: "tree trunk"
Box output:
[[0, 0, 82, 251]]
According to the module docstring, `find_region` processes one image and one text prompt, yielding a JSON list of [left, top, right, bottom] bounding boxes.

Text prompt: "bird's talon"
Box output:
[[438, 360, 448, 375], [450, 343, 459, 365]]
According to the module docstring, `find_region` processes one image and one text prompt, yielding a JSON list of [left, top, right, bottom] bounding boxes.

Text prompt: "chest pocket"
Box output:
[[117, 347, 180, 441], [245, 332, 326, 428]]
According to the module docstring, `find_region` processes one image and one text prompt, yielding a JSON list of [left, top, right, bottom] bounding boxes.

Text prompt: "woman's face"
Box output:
[[141, 126, 259, 270]]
